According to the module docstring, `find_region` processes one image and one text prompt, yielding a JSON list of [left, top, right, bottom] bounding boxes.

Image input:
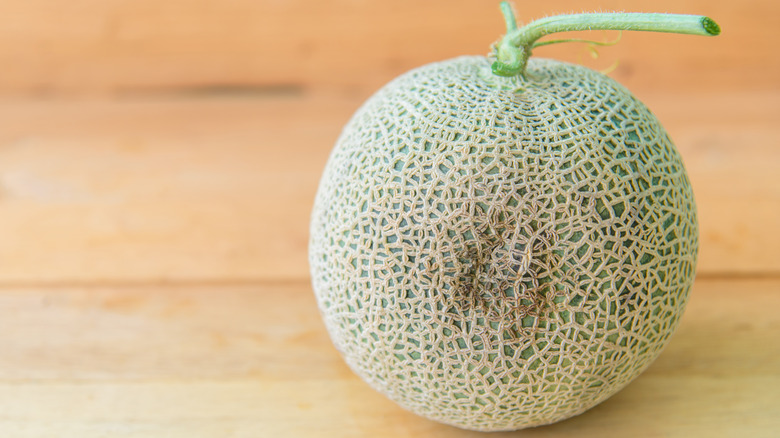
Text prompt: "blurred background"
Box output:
[[0, 0, 777, 436]]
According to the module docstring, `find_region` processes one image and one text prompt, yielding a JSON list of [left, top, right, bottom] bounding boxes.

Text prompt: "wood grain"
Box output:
[[0, 278, 777, 437], [0, 91, 778, 284], [0, 0, 777, 96]]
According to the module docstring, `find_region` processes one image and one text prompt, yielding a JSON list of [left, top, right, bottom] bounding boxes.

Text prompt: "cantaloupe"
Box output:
[[309, 4, 718, 431]]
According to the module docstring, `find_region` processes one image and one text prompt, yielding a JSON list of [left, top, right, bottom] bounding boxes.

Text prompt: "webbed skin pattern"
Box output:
[[309, 56, 698, 431]]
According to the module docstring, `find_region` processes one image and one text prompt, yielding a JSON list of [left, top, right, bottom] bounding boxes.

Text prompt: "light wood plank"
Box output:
[[0, 278, 777, 437], [0, 96, 341, 283], [0, 281, 342, 380], [649, 91, 780, 275], [0, 92, 778, 283], [0, 0, 776, 96]]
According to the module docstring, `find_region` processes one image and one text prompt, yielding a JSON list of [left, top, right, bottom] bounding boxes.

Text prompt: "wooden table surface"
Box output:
[[1, 1, 778, 436]]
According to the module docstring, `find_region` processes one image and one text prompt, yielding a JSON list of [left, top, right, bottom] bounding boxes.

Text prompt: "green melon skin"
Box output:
[[309, 56, 698, 432]]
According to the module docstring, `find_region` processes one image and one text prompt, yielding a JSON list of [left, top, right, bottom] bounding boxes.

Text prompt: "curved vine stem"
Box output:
[[531, 32, 622, 49], [492, 2, 720, 77], [500, 1, 518, 33]]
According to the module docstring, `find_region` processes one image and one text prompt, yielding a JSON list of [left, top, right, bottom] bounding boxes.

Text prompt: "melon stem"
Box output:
[[492, 2, 721, 77]]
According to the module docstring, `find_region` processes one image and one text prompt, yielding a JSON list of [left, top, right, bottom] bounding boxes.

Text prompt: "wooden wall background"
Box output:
[[0, 0, 777, 96], [0, 0, 778, 284], [0, 0, 778, 436]]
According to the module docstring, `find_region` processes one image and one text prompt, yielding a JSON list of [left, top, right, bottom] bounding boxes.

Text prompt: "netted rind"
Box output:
[[309, 56, 698, 431]]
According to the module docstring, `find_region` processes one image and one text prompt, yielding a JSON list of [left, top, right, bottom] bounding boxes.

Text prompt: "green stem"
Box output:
[[531, 33, 622, 49], [492, 2, 720, 77], [500, 1, 518, 32]]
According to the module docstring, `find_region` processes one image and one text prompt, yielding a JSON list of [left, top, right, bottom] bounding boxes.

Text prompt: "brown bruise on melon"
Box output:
[[448, 203, 556, 323], [309, 56, 698, 431]]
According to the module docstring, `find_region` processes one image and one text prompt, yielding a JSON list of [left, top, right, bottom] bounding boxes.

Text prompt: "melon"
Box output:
[[309, 4, 718, 432]]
